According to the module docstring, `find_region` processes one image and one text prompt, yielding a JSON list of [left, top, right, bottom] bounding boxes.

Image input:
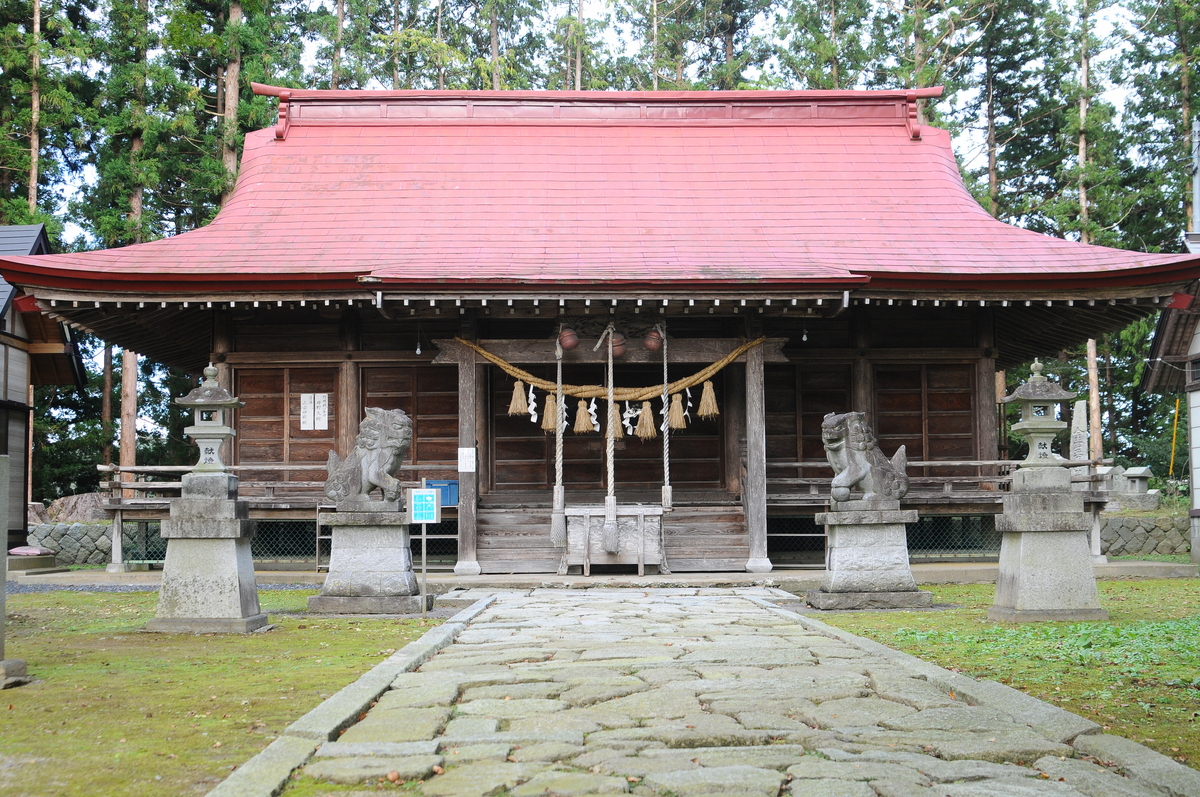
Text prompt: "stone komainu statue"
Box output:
[[325, 407, 413, 503], [821, 411, 909, 502]]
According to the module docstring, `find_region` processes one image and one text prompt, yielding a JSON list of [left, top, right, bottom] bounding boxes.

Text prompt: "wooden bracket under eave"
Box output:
[[905, 91, 922, 140], [275, 90, 292, 140]]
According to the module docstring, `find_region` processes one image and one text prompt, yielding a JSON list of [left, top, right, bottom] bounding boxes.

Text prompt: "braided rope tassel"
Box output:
[[550, 335, 567, 548]]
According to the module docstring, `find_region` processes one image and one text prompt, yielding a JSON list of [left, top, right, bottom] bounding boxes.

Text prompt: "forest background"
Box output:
[[2, 0, 1196, 500]]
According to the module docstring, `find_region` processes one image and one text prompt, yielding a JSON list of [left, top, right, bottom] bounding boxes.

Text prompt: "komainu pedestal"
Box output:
[[988, 467, 1108, 622], [307, 503, 429, 614], [309, 408, 428, 614], [808, 497, 932, 610], [147, 472, 269, 634]]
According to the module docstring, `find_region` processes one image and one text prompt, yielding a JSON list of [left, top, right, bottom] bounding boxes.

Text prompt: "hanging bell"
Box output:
[[610, 333, 627, 357], [558, 327, 579, 350], [643, 329, 663, 351]]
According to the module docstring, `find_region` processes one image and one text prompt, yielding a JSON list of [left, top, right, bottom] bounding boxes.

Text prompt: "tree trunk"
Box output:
[[1178, 6, 1192, 231], [574, 0, 583, 90], [911, 0, 927, 124], [651, 0, 658, 90], [830, 0, 840, 89], [986, 57, 998, 216], [436, 0, 444, 89], [221, 2, 243, 208], [1104, 343, 1117, 454], [332, 0, 344, 89], [28, 0, 40, 214], [130, 0, 148, 243], [120, 350, 138, 499], [1077, 0, 1091, 243], [490, 6, 500, 89], [392, 0, 400, 89], [102, 345, 113, 466]]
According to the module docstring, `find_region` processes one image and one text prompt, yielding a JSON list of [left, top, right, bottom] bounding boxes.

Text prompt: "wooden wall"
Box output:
[[232, 364, 460, 477], [489, 364, 725, 496], [4, 307, 31, 542]]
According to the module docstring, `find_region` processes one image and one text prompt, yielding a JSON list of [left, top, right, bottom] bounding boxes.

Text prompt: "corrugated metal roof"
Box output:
[[0, 91, 1196, 296], [0, 224, 50, 257]]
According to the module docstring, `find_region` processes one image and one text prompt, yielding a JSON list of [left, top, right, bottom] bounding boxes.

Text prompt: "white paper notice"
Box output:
[[314, 393, 329, 430], [300, 393, 314, 431], [458, 447, 477, 473]]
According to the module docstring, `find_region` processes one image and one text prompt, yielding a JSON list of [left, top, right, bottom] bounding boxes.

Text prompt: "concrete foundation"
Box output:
[[309, 509, 419, 614], [149, 473, 268, 634], [989, 467, 1108, 623], [808, 498, 929, 610]]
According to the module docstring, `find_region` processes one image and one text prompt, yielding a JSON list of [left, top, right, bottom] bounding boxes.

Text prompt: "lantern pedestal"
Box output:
[[988, 467, 1108, 622], [807, 498, 931, 610], [308, 507, 430, 614], [148, 472, 269, 634]]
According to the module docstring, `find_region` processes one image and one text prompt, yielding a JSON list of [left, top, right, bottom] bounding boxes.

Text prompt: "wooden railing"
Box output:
[[97, 463, 457, 509], [765, 459, 1111, 501]]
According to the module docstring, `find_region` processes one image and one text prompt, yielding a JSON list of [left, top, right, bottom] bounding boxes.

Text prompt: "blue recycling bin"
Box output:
[[424, 480, 459, 507]]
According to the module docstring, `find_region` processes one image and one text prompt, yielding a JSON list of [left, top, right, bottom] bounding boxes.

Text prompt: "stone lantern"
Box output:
[[1000, 360, 1076, 466], [146, 366, 268, 633], [988, 361, 1107, 623], [177, 364, 243, 471]]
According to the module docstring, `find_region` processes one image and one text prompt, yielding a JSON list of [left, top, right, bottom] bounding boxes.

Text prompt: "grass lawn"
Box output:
[[819, 579, 1200, 770], [0, 589, 439, 797]]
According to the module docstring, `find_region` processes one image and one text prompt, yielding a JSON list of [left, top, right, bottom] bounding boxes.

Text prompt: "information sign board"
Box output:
[[407, 488, 442, 525]]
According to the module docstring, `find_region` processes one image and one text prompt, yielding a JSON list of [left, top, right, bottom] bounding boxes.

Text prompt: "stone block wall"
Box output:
[[26, 523, 112, 566], [1099, 516, 1190, 557]]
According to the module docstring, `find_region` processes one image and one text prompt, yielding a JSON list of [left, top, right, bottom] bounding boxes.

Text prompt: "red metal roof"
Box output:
[[1, 86, 1196, 296]]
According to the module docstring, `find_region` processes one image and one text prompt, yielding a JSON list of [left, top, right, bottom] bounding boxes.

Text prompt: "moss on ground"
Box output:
[[0, 589, 439, 796], [820, 579, 1200, 770]]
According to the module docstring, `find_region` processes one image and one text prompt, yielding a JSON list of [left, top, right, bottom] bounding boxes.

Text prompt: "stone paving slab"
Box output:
[[209, 589, 1192, 797]]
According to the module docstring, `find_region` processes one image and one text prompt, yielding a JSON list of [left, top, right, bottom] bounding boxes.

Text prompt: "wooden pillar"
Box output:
[[337, 309, 361, 456], [724, 364, 745, 496], [109, 349, 138, 572], [851, 310, 872, 414], [1086, 338, 1102, 460], [976, 308, 998, 464], [212, 311, 234, 464], [744, 342, 771, 572], [454, 316, 481, 575]]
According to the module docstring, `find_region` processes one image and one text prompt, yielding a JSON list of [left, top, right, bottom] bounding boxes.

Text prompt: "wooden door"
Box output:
[[235, 367, 339, 480]]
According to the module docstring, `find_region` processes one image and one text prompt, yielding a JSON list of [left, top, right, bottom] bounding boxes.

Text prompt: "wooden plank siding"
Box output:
[[235, 366, 340, 480], [361, 365, 459, 476]]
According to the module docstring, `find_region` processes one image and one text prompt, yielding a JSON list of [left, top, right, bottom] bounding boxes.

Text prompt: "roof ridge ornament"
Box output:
[[906, 91, 922, 140], [275, 90, 292, 140]]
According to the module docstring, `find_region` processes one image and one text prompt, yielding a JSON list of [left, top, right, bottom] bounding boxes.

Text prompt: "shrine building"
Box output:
[[1, 85, 1197, 574]]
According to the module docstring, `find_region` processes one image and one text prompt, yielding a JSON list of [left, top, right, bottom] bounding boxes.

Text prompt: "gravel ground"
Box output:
[[5, 581, 318, 594]]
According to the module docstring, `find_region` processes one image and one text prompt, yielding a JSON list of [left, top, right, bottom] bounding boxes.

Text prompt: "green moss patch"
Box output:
[[1, 589, 440, 796], [820, 580, 1200, 770]]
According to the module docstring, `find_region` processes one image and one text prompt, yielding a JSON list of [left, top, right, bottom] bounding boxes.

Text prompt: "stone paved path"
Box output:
[[293, 589, 1172, 797]]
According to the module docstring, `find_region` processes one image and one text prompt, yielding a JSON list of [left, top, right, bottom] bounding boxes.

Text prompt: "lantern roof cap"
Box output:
[[176, 364, 244, 409], [1000, 360, 1077, 404]]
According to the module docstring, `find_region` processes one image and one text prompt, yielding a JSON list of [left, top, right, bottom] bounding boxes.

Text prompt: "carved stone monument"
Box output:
[[0, 457, 29, 687], [807, 412, 932, 610], [147, 367, 269, 633], [989, 361, 1108, 622], [308, 408, 429, 614]]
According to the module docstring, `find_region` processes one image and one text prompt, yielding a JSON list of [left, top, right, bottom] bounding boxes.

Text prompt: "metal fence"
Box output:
[[120, 518, 462, 570], [122, 515, 994, 569], [767, 514, 1001, 568]]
